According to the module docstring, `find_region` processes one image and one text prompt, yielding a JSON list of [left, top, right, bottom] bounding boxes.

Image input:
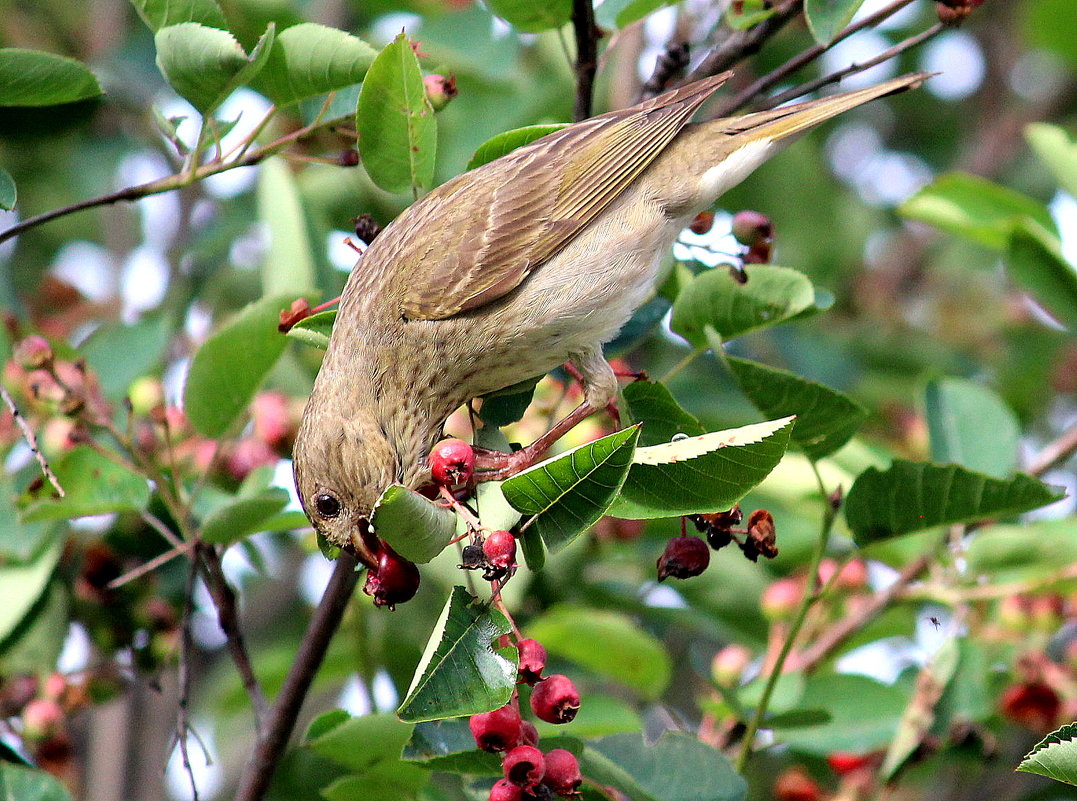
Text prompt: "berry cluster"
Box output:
[[656, 505, 779, 582], [470, 640, 584, 799], [683, 209, 774, 285]]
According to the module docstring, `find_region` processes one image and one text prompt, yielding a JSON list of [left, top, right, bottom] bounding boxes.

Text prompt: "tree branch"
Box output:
[[572, 0, 599, 121], [685, 0, 804, 85], [233, 551, 360, 801]]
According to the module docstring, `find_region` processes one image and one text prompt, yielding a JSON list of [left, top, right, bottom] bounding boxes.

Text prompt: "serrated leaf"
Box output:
[[21, 447, 150, 522], [286, 309, 335, 350], [925, 377, 1019, 477], [609, 417, 794, 519], [402, 719, 503, 775], [397, 586, 517, 722], [1005, 218, 1077, 330], [0, 543, 61, 644], [371, 485, 457, 564], [184, 294, 298, 438], [899, 172, 1056, 250], [466, 124, 568, 170], [1017, 721, 1077, 787], [0, 167, 15, 210], [155, 23, 274, 114], [527, 606, 670, 698], [1026, 123, 1077, 200], [200, 488, 290, 545], [484, 0, 573, 32], [258, 158, 316, 297], [252, 23, 376, 107], [306, 713, 414, 772], [844, 460, 1066, 544], [805, 0, 865, 44], [357, 33, 436, 194], [671, 266, 818, 346], [129, 0, 227, 31], [0, 49, 102, 107], [502, 427, 639, 553], [724, 353, 867, 461], [619, 380, 704, 447]]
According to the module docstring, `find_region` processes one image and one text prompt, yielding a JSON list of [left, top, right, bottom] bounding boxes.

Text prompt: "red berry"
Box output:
[[731, 210, 773, 248], [517, 638, 547, 685], [519, 720, 540, 747], [826, 751, 873, 775], [688, 210, 715, 235], [362, 543, 420, 610], [429, 438, 476, 488], [338, 148, 360, 167], [490, 779, 523, 801], [14, 335, 53, 370], [1000, 682, 1060, 731], [541, 748, 582, 796], [503, 744, 545, 787], [529, 674, 579, 725], [484, 530, 517, 571], [656, 536, 710, 581], [470, 704, 523, 752], [774, 766, 823, 801]]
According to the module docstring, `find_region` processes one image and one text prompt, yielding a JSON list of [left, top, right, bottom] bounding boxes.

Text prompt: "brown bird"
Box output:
[[294, 72, 927, 558]]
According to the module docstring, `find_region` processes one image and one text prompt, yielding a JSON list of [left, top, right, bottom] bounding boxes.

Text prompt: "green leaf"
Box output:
[[402, 719, 503, 775], [357, 33, 437, 194], [898, 172, 1056, 251], [184, 294, 297, 438], [844, 460, 1065, 544], [484, 0, 573, 32], [1005, 219, 1077, 330], [805, 0, 865, 44], [0, 762, 74, 801], [154, 23, 274, 114], [200, 488, 290, 545], [321, 764, 428, 801], [371, 485, 458, 564], [619, 380, 704, 447], [609, 417, 794, 519], [0, 580, 69, 675], [306, 713, 414, 772], [1026, 123, 1077, 199], [924, 377, 1019, 477], [286, 309, 335, 350], [527, 606, 670, 698], [304, 709, 350, 742], [582, 731, 747, 801], [0, 543, 61, 644], [478, 376, 542, 428], [251, 23, 376, 107], [128, 0, 227, 31], [0, 167, 14, 210], [0, 49, 102, 107], [257, 158, 316, 297], [80, 314, 173, 400], [724, 355, 868, 461], [1022, 0, 1077, 67], [466, 124, 568, 170], [21, 447, 150, 522], [501, 427, 639, 553], [1017, 721, 1077, 787], [595, 0, 678, 27], [670, 266, 818, 346], [397, 586, 518, 722], [965, 520, 1077, 580]]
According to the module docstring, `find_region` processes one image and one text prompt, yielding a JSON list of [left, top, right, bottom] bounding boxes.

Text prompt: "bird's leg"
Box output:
[[475, 348, 618, 481]]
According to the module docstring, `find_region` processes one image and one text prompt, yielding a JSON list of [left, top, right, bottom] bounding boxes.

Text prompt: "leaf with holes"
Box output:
[[372, 485, 458, 564]]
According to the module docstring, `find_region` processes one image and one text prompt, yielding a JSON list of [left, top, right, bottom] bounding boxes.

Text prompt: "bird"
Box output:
[[293, 71, 927, 560]]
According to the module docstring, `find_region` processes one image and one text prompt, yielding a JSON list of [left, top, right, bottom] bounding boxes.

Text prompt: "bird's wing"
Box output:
[[377, 74, 731, 321]]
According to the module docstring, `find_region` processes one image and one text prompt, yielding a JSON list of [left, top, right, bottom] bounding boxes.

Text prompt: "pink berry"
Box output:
[[761, 576, 802, 621], [14, 335, 53, 370], [542, 748, 582, 796], [656, 536, 710, 581], [517, 638, 547, 685], [429, 438, 476, 488], [489, 779, 523, 801], [470, 704, 523, 752], [503, 744, 545, 787], [731, 210, 773, 248], [424, 74, 458, 111], [484, 530, 517, 571], [529, 674, 579, 725], [22, 698, 63, 739], [362, 542, 420, 610]]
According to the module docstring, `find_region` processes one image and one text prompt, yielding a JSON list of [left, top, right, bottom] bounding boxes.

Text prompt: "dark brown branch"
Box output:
[[233, 551, 360, 801], [685, 0, 804, 84], [572, 0, 599, 121], [176, 556, 201, 801]]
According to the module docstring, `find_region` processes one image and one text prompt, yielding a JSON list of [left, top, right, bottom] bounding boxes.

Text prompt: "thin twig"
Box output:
[[233, 550, 361, 801], [1026, 420, 1077, 477], [176, 556, 201, 801], [684, 0, 804, 85], [107, 540, 197, 590], [571, 0, 599, 121], [141, 510, 185, 550], [0, 386, 64, 497]]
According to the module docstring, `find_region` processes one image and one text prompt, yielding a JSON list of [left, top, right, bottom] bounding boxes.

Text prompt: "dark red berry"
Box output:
[[541, 748, 582, 797], [742, 509, 778, 561], [429, 438, 476, 487], [688, 210, 715, 234], [826, 751, 874, 775], [519, 720, 540, 747], [470, 704, 523, 752], [362, 543, 420, 610], [731, 210, 773, 248], [529, 674, 579, 724], [656, 536, 710, 581], [352, 213, 382, 244], [1000, 682, 1060, 731], [484, 530, 517, 570], [517, 638, 547, 685], [338, 148, 360, 166], [503, 744, 545, 787], [490, 778, 523, 801]]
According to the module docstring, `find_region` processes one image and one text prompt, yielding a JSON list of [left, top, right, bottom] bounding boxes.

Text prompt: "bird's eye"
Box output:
[[315, 492, 341, 519]]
